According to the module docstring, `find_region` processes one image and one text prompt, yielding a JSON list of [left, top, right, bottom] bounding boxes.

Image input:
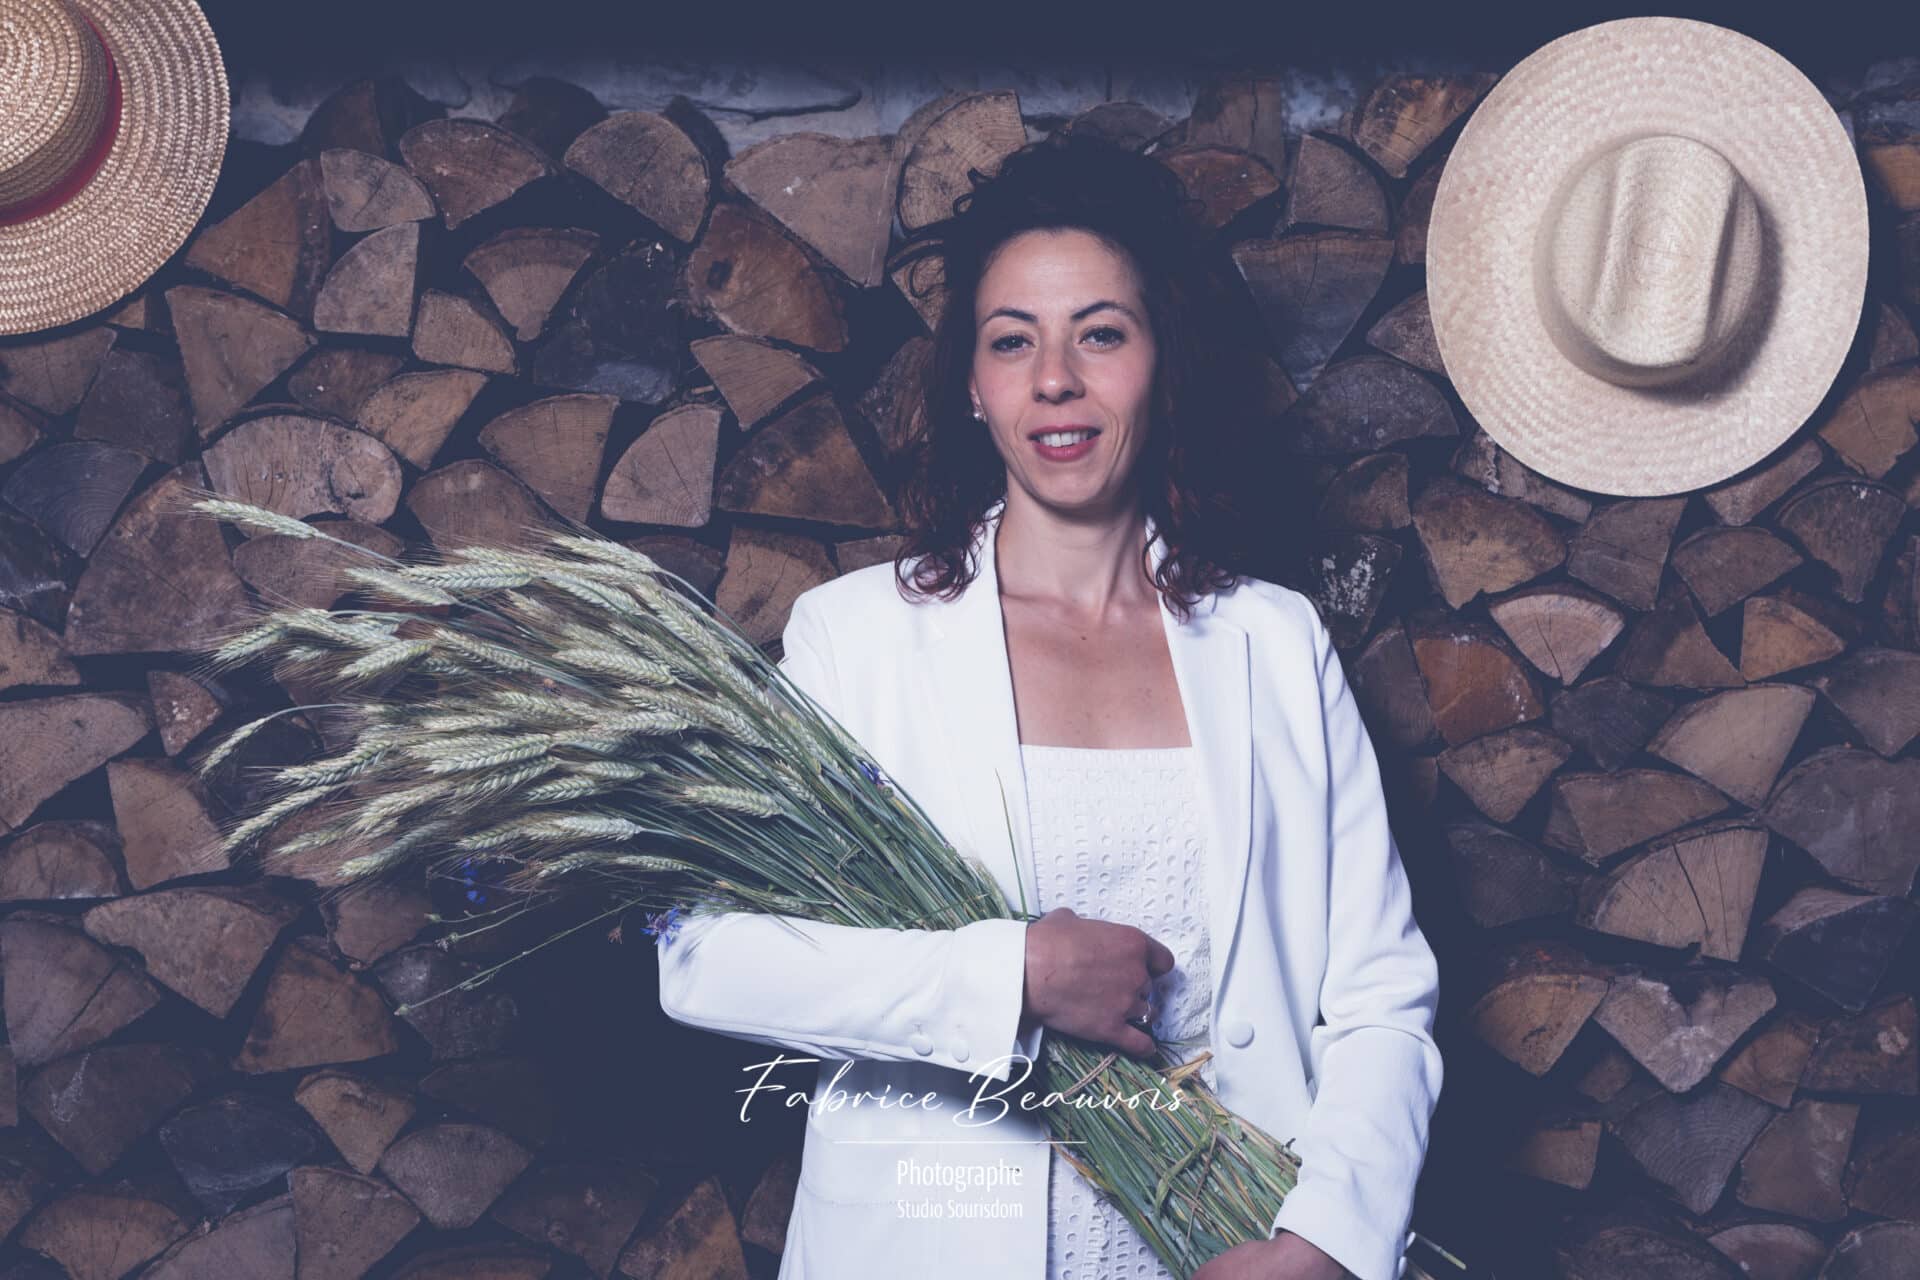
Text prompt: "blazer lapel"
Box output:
[[917, 498, 1254, 1030]]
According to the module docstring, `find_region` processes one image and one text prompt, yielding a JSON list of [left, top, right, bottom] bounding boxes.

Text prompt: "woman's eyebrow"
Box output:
[[980, 299, 1141, 325]]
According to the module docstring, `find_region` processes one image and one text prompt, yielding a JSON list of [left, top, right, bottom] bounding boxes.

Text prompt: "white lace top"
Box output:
[[1018, 742, 1215, 1280]]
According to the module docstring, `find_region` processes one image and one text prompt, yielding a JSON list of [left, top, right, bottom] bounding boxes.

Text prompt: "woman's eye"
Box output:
[[989, 327, 1124, 353], [1086, 326, 1124, 346]]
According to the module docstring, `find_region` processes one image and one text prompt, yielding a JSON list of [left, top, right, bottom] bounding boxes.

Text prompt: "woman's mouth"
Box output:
[[1030, 427, 1099, 461]]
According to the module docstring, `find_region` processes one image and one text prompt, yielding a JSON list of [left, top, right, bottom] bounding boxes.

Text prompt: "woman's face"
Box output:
[[968, 228, 1158, 517]]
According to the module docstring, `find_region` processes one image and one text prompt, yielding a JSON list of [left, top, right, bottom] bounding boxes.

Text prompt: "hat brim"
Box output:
[[0, 0, 229, 337], [1426, 16, 1869, 497]]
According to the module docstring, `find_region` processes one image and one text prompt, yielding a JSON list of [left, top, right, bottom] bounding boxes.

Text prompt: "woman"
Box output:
[[657, 132, 1443, 1280]]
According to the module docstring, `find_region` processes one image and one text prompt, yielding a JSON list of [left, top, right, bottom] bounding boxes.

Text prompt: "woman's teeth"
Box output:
[[1036, 429, 1098, 446]]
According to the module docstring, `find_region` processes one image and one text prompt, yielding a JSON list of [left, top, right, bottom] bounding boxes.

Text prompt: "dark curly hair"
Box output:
[[886, 128, 1309, 624]]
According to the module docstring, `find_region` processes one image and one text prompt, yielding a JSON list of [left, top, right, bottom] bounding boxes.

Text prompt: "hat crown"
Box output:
[[0, 0, 115, 210], [1534, 133, 1767, 390]]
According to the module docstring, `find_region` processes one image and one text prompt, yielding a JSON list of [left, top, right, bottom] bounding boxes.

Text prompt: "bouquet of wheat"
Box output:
[[177, 493, 1466, 1280]]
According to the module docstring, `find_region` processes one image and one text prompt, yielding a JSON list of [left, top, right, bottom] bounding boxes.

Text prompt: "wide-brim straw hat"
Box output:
[[1426, 16, 1869, 497], [0, 0, 229, 336]]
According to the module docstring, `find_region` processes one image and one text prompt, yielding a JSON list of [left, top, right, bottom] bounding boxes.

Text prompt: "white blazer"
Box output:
[[657, 497, 1443, 1280]]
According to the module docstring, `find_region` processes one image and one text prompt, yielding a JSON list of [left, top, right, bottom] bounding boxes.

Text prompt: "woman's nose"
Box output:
[[1031, 340, 1083, 398]]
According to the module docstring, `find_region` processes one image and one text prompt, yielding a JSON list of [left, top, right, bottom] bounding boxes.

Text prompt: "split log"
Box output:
[[0, 693, 150, 831], [1436, 725, 1572, 822], [1670, 526, 1803, 617], [1441, 821, 1579, 928], [601, 403, 722, 527], [1157, 145, 1281, 232], [1608, 1082, 1776, 1215], [0, 391, 43, 464], [1764, 748, 1920, 896], [406, 459, 555, 551], [390, 1243, 556, 1280], [714, 392, 893, 527], [1468, 940, 1612, 1076], [1346, 73, 1495, 178], [1348, 622, 1437, 751], [377, 1123, 533, 1229], [1281, 133, 1387, 233], [1486, 584, 1624, 684], [1185, 74, 1290, 175], [1775, 476, 1903, 603], [1406, 617, 1545, 745], [1813, 364, 1920, 478], [1315, 453, 1410, 532], [896, 91, 1027, 233], [1844, 1110, 1920, 1220], [1574, 822, 1767, 961], [1735, 1098, 1857, 1220], [495, 75, 608, 165], [319, 147, 436, 231], [0, 441, 147, 556], [1752, 888, 1916, 1014], [398, 119, 554, 230], [202, 412, 404, 526], [320, 881, 433, 968], [685, 203, 849, 353], [1505, 1116, 1601, 1189], [618, 1176, 748, 1280], [0, 326, 115, 415], [835, 533, 905, 573], [165, 287, 317, 436], [531, 243, 681, 402], [1645, 683, 1814, 807], [464, 227, 599, 342], [1305, 532, 1400, 646], [229, 518, 406, 610], [288, 347, 406, 421], [288, 1165, 421, 1280], [21, 1043, 210, 1177], [1410, 477, 1567, 608], [356, 368, 489, 468], [0, 914, 162, 1067], [232, 936, 401, 1074], [1547, 676, 1673, 773], [1799, 995, 1918, 1094], [1740, 590, 1851, 680], [0, 819, 120, 902], [1594, 969, 1776, 1093], [1542, 768, 1730, 865], [1451, 428, 1594, 523], [1556, 1222, 1743, 1280], [739, 1151, 799, 1254], [313, 222, 420, 338], [419, 1057, 555, 1149], [728, 133, 896, 286], [476, 393, 618, 523], [714, 526, 835, 649], [1233, 233, 1395, 391], [1061, 101, 1173, 152], [14, 1182, 194, 1280], [1819, 1221, 1920, 1279], [185, 158, 332, 321], [83, 883, 297, 1016], [412, 290, 518, 374], [292, 1070, 415, 1176], [1867, 298, 1919, 369], [371, 944, 518, 1061], [1700, 438, 1823, 526], [299, 76, 443, 160], [1566, 497, 1686, 611], [1365, 291, 1443, 375], [1719, 1008, 1821, 1108], [564, 111, 711, 243], [693, 334, 823, 430], [72, 347, 193, 463], [0, 610, 78, 696], [489, 1162, 658, 1277], [159, 1097, 316, 1217], [1805, 647, 1920, 756], [1281, 353, 1457, 454], [1614, 582, 1746, 690]]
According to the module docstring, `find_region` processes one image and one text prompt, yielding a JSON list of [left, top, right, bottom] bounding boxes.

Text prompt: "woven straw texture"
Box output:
[[1426, 17, 1869, 497], [0, 0, 228, 336]]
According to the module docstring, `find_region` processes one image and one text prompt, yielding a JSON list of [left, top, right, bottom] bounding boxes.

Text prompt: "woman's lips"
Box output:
[[1031, 429, 1099, 461]]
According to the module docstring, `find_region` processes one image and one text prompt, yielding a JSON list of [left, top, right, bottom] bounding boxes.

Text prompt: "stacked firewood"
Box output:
[[0, 61, 1917, 1280]]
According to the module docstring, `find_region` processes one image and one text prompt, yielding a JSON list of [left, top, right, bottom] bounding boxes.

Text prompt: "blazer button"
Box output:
[[1225, 1019, 1255, 1048], [953, 1040, 970, 1062], [910, 1032, 934, 1055]]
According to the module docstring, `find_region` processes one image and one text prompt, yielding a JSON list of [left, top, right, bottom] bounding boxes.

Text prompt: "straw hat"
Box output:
[[1425, 17, 1869, 497], [0, 0, 229, 336]]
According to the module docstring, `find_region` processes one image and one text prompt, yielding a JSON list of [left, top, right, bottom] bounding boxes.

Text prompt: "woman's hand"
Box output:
[[1191, 1230, 1351, 1279], [1020, 906, 1174, 1058]]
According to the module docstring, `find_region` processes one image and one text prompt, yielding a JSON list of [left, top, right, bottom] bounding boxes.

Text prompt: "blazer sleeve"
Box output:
[[1268, 603, 1444, 1280], [654, 589, 1044, 1084]]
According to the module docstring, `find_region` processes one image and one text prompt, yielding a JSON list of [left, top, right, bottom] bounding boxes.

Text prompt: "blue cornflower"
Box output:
[[641, 905, 686, 945], [457, 855, 489, 907], [856, 758, 893, 792]]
